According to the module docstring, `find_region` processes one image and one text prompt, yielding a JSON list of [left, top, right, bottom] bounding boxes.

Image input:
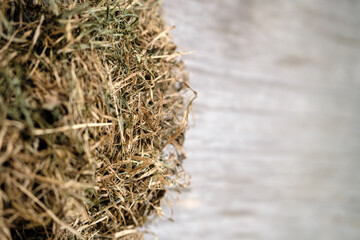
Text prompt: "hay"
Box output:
[[0, 0, 195, 239]]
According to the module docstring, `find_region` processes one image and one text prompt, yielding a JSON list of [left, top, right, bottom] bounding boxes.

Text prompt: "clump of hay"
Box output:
[[0, 0, 195, 239]]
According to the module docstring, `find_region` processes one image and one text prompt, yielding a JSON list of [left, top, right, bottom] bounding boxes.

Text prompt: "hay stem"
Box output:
[[33, 123, 112, 135]]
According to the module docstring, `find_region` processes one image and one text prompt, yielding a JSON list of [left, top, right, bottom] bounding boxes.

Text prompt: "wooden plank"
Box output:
[[150, 1, 360, 239]]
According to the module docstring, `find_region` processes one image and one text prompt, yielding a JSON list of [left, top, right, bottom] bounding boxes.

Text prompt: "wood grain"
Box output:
[[149, 1, 360, 239]]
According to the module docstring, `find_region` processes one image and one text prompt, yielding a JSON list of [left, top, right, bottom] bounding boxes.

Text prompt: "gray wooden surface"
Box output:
[[149, 1, 360, 239]]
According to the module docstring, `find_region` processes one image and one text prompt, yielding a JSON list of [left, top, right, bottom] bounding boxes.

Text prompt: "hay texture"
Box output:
[[0, 0, 195, 239]]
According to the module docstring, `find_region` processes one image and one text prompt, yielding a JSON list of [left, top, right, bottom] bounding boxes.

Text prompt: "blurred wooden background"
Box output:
[[149, 1, 360, 239]]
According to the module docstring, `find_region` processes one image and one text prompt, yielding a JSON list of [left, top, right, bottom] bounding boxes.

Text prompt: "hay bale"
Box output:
[[0, 0, 195, 239]]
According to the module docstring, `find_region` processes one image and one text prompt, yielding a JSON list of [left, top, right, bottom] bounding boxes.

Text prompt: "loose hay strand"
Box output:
[[0, 0, 194, 239]]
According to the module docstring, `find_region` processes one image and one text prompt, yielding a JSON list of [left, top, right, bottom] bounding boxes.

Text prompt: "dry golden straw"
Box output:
[[0, 0, 195, 239]]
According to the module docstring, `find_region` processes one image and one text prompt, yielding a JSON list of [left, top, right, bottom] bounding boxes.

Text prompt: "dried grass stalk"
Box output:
[[0, 0, 195, 239]]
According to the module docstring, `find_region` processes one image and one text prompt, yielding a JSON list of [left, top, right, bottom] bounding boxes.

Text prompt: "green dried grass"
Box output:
[[0, 0, 195, 239]]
